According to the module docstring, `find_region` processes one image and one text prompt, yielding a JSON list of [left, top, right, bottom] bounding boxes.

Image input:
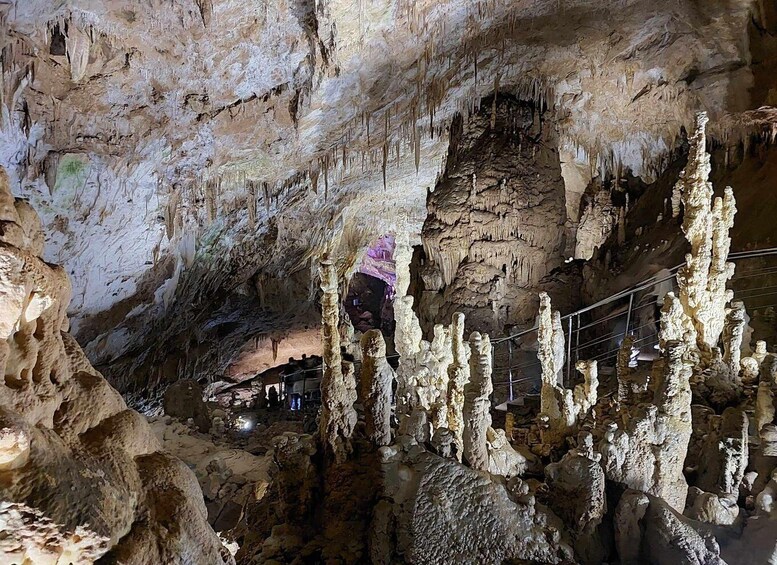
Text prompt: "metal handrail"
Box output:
[[492, 247, 777, 345], [492, 246, 777, 400]]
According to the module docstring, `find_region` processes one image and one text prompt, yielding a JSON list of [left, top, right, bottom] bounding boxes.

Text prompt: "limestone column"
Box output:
[[360, 329, 395, 447], [464, 331, 493, 471], [723, 301, 746, 381], [318, 257, 357, 462], [446, 313, 470, 460]]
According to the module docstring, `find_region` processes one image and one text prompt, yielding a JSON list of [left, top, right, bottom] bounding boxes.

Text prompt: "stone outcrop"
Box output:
[[0, 168, 232, 564], [375, 440, 574, 564], [615, 490, 725, 565]]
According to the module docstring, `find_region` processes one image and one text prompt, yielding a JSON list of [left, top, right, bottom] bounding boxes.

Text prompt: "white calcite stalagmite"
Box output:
[[318, 257, 357, 463], [757, 355, 777, 434], [687, 407, 748, 525], [393, 232, 474, 450], [463, 331, 493, 471], [360, 329, 395, 447], [675, 112, 737, 358], [599, 340, 692, 512], [446, 313, 471, 461], [658, 291, 697, 353], [723, 301, 747, 381], [0, 168, 233, 564], [537, 292, 597, 447], [393, 232, 426, 423]]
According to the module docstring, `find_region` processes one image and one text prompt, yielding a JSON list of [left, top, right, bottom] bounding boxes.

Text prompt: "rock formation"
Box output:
[[419, 98, 567, 334], [544, 432, 607, 564], [318, 257, 357, 463], [600, 340, 692, 512], [0, 169, 233, 564], [463, 331, 493, 471], [675, 112, 737, 360], [359, 329, 395, 447], [537, 292, 597, 447]]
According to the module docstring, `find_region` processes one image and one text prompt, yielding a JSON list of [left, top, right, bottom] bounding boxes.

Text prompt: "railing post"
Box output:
[[566, 315, 573, 386], [624, 292, 634, 341], [508, 338, 514, 402], [575, 313, 580, 366]]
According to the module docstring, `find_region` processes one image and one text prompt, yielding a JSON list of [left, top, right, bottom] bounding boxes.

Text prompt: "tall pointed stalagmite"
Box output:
[[675, 112, 737, 358], [464, 331, 493, 471], [318, 256, 357, 462], [360, 329, 395, 447]]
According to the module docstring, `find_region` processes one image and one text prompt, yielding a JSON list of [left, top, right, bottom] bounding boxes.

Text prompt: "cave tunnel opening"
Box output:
[[344, 272, 392, 334]]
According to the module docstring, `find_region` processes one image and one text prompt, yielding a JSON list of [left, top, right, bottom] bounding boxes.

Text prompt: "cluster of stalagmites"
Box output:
[[246, 112, 777, 565], [0, 168, 234, 564]]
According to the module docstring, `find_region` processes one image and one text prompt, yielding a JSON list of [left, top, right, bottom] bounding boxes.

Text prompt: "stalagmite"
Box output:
[[538, 292, 565, 398], [598, 340, 692, 511], [545, 432, 607, 564], [658, 291, 697, 355], [574, 360, 598, 418], [393, 232, 423, 420], [360, 329, 395, 447], [537, 293, 597, 447], [318, 257, 357, 462], [723, 301, 746, 381], [675, 112, 737, 357], [463, 331, 492, 471], [687, 407, 747, 525], [446, 313, 470, 460], [756, 355, 777, 434]]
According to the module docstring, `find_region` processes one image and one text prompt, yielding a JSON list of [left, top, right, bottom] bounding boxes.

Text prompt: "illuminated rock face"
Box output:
[[420, 99, 567, 334], [0, 168, 232, 564]]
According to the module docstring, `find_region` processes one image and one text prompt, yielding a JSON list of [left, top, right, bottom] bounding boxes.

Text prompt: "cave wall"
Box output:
[[417, 97, 568, 335]]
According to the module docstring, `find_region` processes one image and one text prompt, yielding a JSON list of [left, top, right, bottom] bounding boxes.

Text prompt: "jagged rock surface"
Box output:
[[0, 169, 233, 564], [419, 98, 567, 335]]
